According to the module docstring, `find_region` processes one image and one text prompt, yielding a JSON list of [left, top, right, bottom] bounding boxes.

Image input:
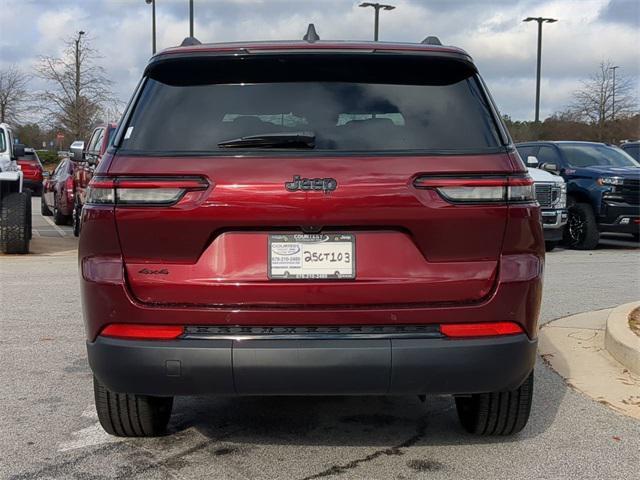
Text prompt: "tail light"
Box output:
[[86, 176, 209, 206], [441, 322, 523, 338], [414, 176, 535, 204], [100, 324, 184, 340], [65, 177, 74, 198]]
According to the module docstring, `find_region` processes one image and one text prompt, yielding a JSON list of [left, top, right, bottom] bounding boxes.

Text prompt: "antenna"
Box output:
[[303, 24, 320, 43], [421, 36, 442, 46], [181, 36, 202, 47]]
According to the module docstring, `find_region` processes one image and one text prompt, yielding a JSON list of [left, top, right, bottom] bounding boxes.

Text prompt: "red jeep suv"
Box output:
[[80, 30, 543, 438]]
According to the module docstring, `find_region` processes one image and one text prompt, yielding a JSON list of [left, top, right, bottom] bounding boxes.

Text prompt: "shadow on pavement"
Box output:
[[166, 362, 566, 449]]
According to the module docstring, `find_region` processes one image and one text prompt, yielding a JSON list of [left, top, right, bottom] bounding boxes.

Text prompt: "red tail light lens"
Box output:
[[441, 322, 524, 338], [414, 176, 535, 204], [101, 324, 184, 340], [65, 177, 74, 195], [86, 176, 209, 206]]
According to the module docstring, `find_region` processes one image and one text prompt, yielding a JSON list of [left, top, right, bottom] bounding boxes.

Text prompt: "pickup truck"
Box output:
[[516, 141, 640, 249], [528, 165, 567, 251]]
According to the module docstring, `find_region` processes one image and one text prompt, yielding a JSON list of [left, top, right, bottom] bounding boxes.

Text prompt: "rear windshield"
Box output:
[[119, 54, 503, 154]]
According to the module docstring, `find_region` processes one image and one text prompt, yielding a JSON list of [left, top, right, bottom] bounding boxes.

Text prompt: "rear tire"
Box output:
[[93, 376, 173, 437], [0, 192, 30, 254], [53, 198, 68, 225], [545, 241, 558, 252], [455, 371, 533, 436], [72, 202, 81, 237], [564, 202, 599, 250], [41, 194, 52, 216]]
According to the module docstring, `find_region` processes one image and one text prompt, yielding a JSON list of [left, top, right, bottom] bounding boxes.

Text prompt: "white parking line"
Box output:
[[57, 404, 124, 452], [42, 215, 68, 237]]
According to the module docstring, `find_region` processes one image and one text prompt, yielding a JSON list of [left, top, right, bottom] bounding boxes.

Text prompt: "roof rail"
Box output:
[[421, 36, 442, 46], [303, 24, 320, 43], [181, 36, 202, 47]]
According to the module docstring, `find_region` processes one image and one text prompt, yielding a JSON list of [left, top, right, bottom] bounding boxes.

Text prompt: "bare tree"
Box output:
[[568, 61, 638, 139], [36, 33, 114, 141], [0, 65, 30, 124]]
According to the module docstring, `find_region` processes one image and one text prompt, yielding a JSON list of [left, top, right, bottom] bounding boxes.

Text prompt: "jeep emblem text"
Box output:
[[285, 175, 337, 193]]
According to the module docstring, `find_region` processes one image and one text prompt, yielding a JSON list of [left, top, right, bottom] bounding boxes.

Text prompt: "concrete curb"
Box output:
[[605, 301, 640, 375]]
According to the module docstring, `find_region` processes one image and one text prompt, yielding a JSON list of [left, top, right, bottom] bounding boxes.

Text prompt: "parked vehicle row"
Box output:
[[40, 123, 117, 233], [516, 141, 640, 249]]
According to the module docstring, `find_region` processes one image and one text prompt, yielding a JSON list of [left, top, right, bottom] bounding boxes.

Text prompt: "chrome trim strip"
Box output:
[[181, 332, 443, 341]]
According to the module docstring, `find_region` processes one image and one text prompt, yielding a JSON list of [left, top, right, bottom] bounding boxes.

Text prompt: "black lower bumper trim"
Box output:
[[87, 334, 537, 396]]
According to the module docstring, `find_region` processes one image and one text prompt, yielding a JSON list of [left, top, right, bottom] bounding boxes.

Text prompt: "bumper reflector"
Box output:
[[441, 322, 523, 338], [101, 324, 185, 340], [81, 256, 124, 284]]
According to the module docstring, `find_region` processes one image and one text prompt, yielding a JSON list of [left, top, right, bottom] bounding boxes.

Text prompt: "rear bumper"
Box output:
[[87, 333, 537, 396], [23, 179, 42, 191]]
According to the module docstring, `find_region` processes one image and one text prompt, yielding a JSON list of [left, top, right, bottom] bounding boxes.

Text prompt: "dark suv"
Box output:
[[516, 141, 640, 248], [80, 30, 543, 437]]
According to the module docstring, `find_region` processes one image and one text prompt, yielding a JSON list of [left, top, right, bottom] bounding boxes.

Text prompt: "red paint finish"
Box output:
[[80, 150, 544, 341], [78, 43, 544, 349]]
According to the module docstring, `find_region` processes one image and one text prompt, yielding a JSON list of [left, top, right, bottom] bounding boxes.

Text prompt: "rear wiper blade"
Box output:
[[218, 131, 315, 149]]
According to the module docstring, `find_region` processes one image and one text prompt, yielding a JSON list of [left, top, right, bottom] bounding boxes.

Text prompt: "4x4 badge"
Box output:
[[285, 175, 337, 194]]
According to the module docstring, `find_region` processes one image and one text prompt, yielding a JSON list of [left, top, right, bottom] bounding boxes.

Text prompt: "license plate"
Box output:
[[268, 233, 355, 280]]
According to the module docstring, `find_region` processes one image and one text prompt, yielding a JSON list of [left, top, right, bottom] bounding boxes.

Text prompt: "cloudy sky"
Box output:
[[0, 0, 638, 121]]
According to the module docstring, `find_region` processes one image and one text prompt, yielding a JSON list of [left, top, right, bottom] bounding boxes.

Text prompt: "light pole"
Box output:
[[523, 17, 557, 123], [74, 31, 85, 141], [189, 0, 194, 37], [145, 0, 156, 54], [359, 2, 395, 41], [611, 65, 620, 120]]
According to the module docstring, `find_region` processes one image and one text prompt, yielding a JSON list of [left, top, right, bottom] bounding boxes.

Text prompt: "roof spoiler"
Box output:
[[181, 36, 202, 47], [303, 24, 320, 43], [421, 36, 442, 46]]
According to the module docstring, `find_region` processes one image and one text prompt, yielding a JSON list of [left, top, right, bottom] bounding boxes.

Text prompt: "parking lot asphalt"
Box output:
[[1, 199, 639, 479]]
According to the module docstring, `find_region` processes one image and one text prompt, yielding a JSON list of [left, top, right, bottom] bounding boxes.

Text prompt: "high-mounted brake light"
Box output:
[[441, 322, 524, 338], [86, 176, 209, 206], [101, 324, 185, 340], [414, 176, 535, 204]]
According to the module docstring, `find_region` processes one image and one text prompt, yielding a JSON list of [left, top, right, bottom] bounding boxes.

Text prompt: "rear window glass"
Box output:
[[120, 55, 503, 154]]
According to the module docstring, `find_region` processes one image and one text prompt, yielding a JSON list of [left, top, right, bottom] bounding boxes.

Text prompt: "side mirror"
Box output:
[[70, 146, 84, 162], [13, 144, 25, 158], [526, 155, 539, 167], [541, 162, 559, 174]]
